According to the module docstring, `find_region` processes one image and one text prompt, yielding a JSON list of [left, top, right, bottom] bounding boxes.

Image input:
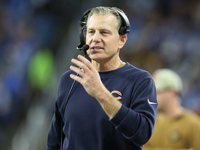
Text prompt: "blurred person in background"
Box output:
[[143, 68, 200, 150], [47, 6, 158, 150], [28, 48, 56, 97]]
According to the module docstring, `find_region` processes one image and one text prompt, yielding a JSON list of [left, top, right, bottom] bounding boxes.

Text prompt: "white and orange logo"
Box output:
[[111, 90, 122, 100]]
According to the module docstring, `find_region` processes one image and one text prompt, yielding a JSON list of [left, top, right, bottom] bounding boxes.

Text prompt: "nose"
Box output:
[[92, 31, 101, 43]]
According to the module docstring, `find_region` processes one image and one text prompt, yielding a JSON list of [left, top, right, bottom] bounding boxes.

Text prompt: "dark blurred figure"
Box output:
[[144, 68, 200, 150]]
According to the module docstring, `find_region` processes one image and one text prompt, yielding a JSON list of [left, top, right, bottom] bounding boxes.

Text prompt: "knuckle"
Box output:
[[80, 63, 85, 69]]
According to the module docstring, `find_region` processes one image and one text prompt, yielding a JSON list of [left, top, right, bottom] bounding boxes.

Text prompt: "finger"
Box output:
[[70, 65, 84, 76], [71, 58, 90, 73], [77, 55, 93, 70], [70, 73, 82, 83]]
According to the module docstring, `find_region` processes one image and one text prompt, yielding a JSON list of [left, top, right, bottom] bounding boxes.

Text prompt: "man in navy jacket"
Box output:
[[47, 6, 157, 150]]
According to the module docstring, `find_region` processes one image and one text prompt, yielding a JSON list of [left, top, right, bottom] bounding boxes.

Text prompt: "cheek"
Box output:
[[108, 39, 120, 50], [85, 36, 90, 44]]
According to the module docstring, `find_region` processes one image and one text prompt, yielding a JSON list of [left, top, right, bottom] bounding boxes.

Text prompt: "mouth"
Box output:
[[90, 46, 104, 53]]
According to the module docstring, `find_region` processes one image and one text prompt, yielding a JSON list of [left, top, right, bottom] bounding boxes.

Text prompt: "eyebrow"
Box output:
[[87, 28, 111, 32]]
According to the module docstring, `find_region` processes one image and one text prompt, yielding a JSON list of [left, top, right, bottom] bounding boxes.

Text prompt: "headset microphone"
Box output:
[[80, 44, 90, 60], [81, 44, 89, 51], [81, 44, 89, 54]]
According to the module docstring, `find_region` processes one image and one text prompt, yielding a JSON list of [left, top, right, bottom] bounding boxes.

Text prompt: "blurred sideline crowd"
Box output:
[[0, 0, 200, 149]]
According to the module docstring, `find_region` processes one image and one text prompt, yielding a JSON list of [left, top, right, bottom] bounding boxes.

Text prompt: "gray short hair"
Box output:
[[87, 6, 125, 31]]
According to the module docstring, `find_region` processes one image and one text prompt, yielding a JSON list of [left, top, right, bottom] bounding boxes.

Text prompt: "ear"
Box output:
[[119, 34, 127, 49]]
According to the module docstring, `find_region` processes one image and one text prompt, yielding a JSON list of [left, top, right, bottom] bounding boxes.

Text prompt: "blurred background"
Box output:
[[0, 0, 200, 149]]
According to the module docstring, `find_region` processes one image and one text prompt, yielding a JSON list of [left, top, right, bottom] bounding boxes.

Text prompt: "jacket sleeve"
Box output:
[[46, 76, 64, 150], [46, 102, 62, 150], [110, 76, 158, 146]]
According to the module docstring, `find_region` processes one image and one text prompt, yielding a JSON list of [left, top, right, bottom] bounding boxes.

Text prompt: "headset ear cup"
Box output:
[[118, 26, 125, 35], [83, 25, 87, 43], [119, 26, 130, 35], [78, 23, 87, 49], [78, 8, 92, 50]]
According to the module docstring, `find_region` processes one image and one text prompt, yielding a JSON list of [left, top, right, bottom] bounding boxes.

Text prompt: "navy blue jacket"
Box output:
[[47, 63, 157, 150]]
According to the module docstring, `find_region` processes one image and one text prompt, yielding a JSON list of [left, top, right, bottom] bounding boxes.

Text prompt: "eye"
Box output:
[[101, 31, 109, 35], [88, 30, 94, 34]]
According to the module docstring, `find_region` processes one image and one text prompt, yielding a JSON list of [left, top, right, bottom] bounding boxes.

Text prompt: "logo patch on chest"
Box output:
[[111, 90, 122, 100], [168, 130, 182, 143]]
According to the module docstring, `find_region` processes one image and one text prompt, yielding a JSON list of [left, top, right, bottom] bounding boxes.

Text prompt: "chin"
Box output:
[[89, 54, 104, 61]]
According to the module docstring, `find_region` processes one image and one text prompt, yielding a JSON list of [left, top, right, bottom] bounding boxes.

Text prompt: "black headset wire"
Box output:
[[60, 79, 76, 150], [60, 45, 89, 150]]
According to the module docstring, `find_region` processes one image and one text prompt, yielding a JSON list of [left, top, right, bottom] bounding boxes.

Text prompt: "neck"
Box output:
[[92, 58, 123, 72]]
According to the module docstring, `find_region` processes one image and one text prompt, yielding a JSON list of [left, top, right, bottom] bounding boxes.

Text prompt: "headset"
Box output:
[[77, 6, 131, 50]]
